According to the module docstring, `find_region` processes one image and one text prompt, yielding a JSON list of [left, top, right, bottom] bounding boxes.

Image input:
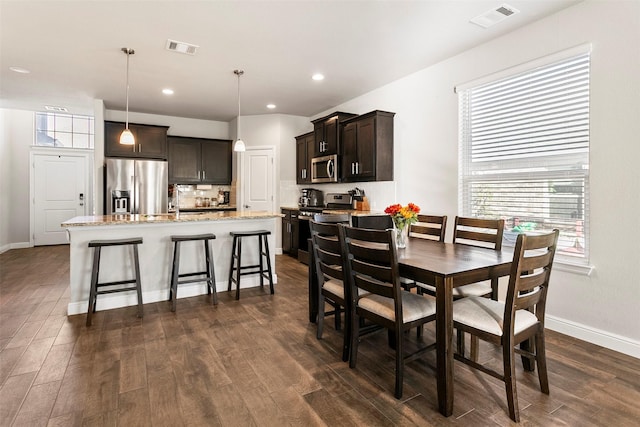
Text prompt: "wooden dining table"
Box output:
[[308, 236, 513, 417]]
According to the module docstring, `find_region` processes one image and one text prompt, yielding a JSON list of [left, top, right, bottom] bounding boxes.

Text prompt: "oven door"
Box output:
[[311, 154, 338, 183]]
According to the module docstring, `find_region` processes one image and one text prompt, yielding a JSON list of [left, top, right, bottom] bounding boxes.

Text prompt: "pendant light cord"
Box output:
[[125, 49, 130, 129], [235, 69, 243, 139]]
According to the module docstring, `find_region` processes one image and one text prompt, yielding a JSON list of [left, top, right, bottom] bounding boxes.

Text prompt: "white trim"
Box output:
[[553, 261, 594, 276], [454, 43, 592, 93], [546, 315, 640, 359], [0, 242, 31, 254]]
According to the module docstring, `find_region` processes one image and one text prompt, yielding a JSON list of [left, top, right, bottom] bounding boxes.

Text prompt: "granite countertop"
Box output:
[[62, 211, 283, 227]]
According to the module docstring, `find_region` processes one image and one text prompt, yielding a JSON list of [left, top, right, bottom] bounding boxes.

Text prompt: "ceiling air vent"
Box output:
[[166, 39, 199, 55], [44, 105, 68, 112], [470, 4, 519, 28]]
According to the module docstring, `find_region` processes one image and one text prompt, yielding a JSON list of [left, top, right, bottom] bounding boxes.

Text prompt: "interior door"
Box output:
[[33, 152, 88, 245], [241, 147, 274, 212]]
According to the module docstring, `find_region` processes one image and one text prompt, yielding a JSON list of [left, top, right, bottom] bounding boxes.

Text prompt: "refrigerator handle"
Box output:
[[132, 174, 138, 214]]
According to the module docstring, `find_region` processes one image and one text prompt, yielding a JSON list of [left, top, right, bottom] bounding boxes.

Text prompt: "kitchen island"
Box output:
[[62, 211, 281, 315]]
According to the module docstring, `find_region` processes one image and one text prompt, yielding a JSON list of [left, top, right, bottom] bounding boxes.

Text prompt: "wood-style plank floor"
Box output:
[[1, 245, 639, 426]]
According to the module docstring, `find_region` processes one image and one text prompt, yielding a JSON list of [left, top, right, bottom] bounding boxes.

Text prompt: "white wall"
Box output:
[[313, 0, 640, 356]]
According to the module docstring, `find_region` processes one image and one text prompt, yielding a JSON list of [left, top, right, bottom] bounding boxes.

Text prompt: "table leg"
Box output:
[[436, 276, 454, 416]]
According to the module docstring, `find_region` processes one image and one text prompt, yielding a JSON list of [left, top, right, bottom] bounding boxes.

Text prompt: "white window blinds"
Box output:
[[459, 52, 590, 263]]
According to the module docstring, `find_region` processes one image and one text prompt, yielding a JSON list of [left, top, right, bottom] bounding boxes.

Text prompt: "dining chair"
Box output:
[[452, 229, 559, 422], [313, 213, 350, 224], [340, 225, 436, 399], [416, 216, 504, 300], [309, 219, 350, 361]]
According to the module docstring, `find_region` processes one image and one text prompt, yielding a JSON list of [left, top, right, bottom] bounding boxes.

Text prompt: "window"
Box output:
[[458, 52, 590, 264], [35, 112, 94, 149]]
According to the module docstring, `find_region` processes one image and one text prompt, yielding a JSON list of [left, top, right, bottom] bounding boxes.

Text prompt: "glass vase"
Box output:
[[395, 225, 408, 249]]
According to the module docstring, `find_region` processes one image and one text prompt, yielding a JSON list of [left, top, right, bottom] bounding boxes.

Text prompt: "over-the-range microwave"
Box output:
[[311, 154, 338, 183]]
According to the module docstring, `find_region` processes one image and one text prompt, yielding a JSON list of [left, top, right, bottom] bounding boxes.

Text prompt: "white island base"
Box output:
[[63, 212, 280, 315]]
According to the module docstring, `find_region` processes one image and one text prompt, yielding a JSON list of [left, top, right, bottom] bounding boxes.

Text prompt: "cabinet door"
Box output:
[[168, 139, 200, 183], [201, 140, 232, 184], [134, 125, 168, 159], [323, 117, 339, 155], [104, 121, 167, 159], [355, 116, 376, 179], [313, 123, 325, 157], [105, 121, 137, 157], [341, 122, 358, 181], [296, 133, 314, 184]]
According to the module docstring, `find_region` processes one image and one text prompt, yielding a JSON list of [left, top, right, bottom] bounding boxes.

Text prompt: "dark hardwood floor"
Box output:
[[1, 245, 639, 426]]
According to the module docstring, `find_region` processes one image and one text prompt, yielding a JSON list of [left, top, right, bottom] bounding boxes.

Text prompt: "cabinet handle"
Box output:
[[356, 162, 359, 174], [351, 162, 355, 174], [138, 144, 142, 152], [198, 170, 201, 180], [203, 171, 206, 180]]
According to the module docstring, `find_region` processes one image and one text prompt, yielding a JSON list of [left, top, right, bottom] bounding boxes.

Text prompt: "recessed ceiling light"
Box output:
[[266, 104, 276, 109], [9, 66, 30, 74], [162, 88, 174, 95], [312, 73, 325, 81]]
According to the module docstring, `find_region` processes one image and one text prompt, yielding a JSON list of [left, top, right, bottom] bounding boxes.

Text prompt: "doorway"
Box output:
[[240, 147, 275, 212], [31, 149, 92, 246]]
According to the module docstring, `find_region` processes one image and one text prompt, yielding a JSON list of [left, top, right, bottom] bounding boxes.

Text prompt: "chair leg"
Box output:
[[262, 235, 274, 295], [132, 244, 143, 319], [86, 246, 101, 326], [334, 305, 341, 331], [234, 238, 242, 300], [535, 330, 549, 394], [170, 242, 180, 312], [456, 328, 466, 356], [227, 236, 237, 292], [204, 239, 218, 306], [503, 342, 520, 422], [394, 324, 404, 399], [470, 336, 479, 362], [342, 304, 351, 362], [258, 235, 264, 289], [316, 294, 325, 340], [349, 310, 360, 369]]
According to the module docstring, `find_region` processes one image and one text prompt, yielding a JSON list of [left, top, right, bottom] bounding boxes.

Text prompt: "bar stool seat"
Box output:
[[227, 230, 274, 300], [169, 233, 217, 312], [86, 237, 144, 326]]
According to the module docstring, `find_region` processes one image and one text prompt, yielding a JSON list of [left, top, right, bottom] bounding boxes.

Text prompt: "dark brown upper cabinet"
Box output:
[[295, 132, 314, 184], [168, 136, 232, 185], [311, 112, 357, 157], [104, 121, 169, 159], [341, 110, 395, 182]]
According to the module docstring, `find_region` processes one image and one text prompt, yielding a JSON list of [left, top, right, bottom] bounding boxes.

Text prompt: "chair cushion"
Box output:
[[322, 279, 344, 299], [415, 281, 492, 297], [452, 297, 539, 337], [358, 292, 436, 324]]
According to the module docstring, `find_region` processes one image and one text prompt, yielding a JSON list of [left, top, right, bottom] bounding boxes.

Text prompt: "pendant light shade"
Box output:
[[233, 69, 246, 152], [120, 47, 135, 145]]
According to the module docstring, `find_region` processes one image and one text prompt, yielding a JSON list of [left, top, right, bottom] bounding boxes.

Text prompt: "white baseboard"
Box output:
[[0, 241, 31, 254], [0, 244, 9, 254], [67, 274, 277, 316], [546, 315, 640, 359]]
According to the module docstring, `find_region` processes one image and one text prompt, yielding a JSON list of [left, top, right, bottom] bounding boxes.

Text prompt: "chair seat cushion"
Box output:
[[358, 291, 436, 323], [322, 279, 368, 299], [453, 297, 539, 337], [416, 281, 492, 297]]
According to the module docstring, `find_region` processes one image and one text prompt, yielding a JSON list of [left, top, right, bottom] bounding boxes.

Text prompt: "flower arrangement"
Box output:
[[385, 203, 420, 248], [384, 202, 421, 231]]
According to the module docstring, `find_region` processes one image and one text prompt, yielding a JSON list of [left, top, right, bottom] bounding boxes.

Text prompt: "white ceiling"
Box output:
[[0, 0, 580, 121]]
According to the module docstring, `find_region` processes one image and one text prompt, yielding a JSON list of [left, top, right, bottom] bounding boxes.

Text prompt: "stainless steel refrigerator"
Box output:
[[105, 158, 168, 215]]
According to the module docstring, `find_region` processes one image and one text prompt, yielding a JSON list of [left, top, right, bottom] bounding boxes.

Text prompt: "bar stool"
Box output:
[[169, 233, 217, 312], [86, 237, 144, 326], [227, 230, 274, 300]]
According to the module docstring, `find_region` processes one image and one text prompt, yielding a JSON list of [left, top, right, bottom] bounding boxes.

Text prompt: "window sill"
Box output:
[[554, 261, 594, 276]]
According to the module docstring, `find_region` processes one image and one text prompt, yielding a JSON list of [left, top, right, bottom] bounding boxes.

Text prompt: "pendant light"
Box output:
[[233, 69, 246, 152], [120, 47, 135, 145]]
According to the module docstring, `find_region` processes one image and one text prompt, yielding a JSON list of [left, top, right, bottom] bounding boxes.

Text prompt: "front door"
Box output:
[[32, 151, 89, 245], [241, 147, 274, 212]]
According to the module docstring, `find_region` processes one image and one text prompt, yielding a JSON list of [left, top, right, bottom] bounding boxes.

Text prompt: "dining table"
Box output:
[[308, 236, 514, 417]]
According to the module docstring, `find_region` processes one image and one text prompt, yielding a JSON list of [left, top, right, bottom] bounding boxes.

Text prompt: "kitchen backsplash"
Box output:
[[171, 184, 233, 209]]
